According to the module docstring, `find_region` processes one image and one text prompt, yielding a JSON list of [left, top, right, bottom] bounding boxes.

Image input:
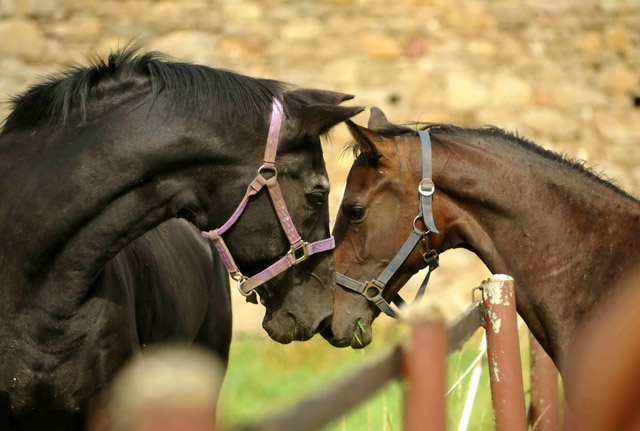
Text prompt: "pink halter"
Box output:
[[202, 99, 335, 296]]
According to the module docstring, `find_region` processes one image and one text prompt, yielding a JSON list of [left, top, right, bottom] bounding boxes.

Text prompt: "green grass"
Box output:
[[218, 325, 534, 430]]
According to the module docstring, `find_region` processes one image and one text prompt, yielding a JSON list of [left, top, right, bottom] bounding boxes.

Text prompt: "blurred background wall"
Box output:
[[1, 0, 639, 329]]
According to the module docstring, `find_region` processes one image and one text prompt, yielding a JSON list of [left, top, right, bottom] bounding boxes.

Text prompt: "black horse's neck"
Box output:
[[428, 129, 640, 368], [0, 48, 292, 309], [0, 94, 266, 309]]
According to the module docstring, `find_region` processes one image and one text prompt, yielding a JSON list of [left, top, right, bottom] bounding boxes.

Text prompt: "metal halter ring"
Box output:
[[257, 164, 278, 178], [412, 215, 431, 235], [364, 280, 384, 300], [418, 178, 435, 196], [230, 272, 250, 295]]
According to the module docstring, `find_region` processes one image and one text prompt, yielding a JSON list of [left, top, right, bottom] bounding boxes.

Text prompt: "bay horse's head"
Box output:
[[323, 108, 442, 348]]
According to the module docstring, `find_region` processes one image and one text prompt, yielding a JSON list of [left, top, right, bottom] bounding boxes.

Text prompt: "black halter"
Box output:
[[336, 130, 439, 318]]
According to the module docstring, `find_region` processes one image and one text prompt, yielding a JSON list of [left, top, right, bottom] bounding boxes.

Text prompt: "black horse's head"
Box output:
[[0, 46, 362, 427], [202, 88, 363, 343], [1, 50, 365, 341]]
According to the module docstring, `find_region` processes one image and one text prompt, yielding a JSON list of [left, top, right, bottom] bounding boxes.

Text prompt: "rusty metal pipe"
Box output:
[[482, 274, 527, 431], [402, 305, 447, 431]]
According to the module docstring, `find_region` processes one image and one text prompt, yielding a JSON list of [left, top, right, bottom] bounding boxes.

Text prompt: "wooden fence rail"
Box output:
[[237, 301, 484, 431], [235, 275, 559, 431]]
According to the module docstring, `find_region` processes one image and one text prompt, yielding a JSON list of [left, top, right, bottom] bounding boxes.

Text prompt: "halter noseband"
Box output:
[[202, 98, 335, 297], [336, 130, 439, 318]]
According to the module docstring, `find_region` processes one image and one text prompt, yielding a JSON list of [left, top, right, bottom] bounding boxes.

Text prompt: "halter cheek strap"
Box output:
[[336, 130, 438, 318], [202, 99, 335, 296]]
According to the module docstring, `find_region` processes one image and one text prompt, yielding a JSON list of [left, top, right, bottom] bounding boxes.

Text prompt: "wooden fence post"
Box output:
[[482, 274, 527, 431], [529, 333, 559, 431]]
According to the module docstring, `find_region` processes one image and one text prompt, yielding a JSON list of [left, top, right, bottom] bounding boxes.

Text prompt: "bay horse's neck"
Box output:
[[0, 98, 262, 306], [426, 131, 640, 368]]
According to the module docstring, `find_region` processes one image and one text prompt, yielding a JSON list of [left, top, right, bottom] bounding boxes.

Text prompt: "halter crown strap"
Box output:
[[418, 130, 439, 234], [261, 99, 284, 170]]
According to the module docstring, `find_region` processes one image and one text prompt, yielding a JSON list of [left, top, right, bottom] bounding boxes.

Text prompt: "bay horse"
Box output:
[[0, 47, 362, 429], [564, 267, 640, 429], [323, 107, 640, 373]]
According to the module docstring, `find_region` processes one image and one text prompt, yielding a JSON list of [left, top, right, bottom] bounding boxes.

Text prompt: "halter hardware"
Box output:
[[364, 280, 384, 300], [418, 178, 435, 196], [230, 273, 250, 296], [289, 241, 309, 264], [423, 248, 439, 269], [412, 214, 427, 234], [336, 130, 439, 319], [257, 164, 277, 177]]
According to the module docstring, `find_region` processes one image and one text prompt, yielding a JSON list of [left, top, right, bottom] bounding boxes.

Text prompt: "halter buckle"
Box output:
[[290, 242, 309, 264], [364, 280, 384, 300], [418, 178, 435, 197]]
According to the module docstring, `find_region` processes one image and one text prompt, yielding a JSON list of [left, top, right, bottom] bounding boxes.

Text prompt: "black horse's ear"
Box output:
[[367, 107, 392, 132], [285, 88, 356, 105], [345, 120, 382, 160], [298, 104, 365, 136]]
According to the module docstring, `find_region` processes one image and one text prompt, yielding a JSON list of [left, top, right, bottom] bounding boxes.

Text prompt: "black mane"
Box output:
[[1, 45, 288, 133]]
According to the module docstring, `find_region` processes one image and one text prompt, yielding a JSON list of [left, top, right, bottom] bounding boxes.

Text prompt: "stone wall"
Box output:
[[1, 0, 639, 326], [2, 0, 639, 190]]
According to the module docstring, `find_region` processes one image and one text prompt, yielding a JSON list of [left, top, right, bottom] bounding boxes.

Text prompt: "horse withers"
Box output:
[[0, 47, 363, 429], [323, 107, 640, 373]]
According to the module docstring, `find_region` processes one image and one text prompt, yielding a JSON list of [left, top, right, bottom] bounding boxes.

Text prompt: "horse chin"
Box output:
[[321, 318, 373, 349], [262, 310, 328, 344]]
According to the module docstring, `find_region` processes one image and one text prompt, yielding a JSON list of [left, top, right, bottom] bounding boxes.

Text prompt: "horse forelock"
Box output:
[[0, 44, 288, 134]]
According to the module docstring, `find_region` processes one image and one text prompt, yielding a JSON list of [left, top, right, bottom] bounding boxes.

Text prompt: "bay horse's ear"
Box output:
[[367, 107, 414, 135], [367, 107, 392, 132], [345, 120, 382, 160]]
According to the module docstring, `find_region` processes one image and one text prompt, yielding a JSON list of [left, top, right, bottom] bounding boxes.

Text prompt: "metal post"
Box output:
[[402, 305, 447, 431], [529, 333, 559, 431], [482, 274, 527, 431]]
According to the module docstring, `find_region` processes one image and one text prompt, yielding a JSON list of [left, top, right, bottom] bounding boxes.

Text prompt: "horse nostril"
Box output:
[[285, 312, 297, 325]]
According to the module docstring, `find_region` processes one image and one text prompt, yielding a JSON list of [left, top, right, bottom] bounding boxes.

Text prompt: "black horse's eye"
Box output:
[[307, 191, 325, 207], [345, 205, 366, 221]]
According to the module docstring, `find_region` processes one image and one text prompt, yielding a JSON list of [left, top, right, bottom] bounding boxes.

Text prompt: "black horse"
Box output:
[[0, 47, 362, 430]]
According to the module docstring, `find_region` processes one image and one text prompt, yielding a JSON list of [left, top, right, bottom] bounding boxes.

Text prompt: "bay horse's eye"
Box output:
[[345, 205, 366, 221], [306, 191, 326, 207]]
